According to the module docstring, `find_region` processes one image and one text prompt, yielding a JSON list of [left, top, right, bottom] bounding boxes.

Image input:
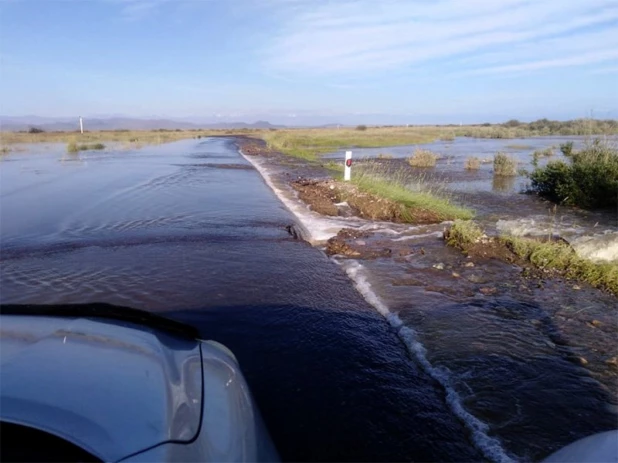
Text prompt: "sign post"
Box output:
[[79, 116, 84, 134], [344, 150, 352, 181]]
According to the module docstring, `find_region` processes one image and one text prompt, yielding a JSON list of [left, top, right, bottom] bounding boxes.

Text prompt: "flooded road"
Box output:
[[1, 138, 484, 462], [2, 137, 617, 462]]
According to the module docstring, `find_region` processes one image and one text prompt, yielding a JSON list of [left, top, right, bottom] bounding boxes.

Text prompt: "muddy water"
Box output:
[[243, 141, 618, 462], [1, 138, 488, 462]]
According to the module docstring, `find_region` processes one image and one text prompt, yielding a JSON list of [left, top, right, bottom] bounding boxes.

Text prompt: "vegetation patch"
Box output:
[[261, 127, 441, 160], [67, 141, 106, 153], [528, 140, 618, 209], [465, 156, 481, 170], [506, 144, 534, 150], [292, 176, 472, 224], [408, 148, 439, 167], [444, 221, 618, 296], [493, 152, 518, 176]]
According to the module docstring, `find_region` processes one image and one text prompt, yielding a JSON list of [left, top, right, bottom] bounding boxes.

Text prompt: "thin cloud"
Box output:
[[107, 0, 173, 20], [260, 0, 618, 76]]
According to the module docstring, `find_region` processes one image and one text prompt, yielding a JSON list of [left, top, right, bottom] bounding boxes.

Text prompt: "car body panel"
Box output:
[[122, 341, 279, 462], [0, 315, 203, 462]]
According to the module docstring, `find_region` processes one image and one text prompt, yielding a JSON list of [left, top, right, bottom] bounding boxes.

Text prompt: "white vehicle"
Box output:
[[0, 303, 279, 462]]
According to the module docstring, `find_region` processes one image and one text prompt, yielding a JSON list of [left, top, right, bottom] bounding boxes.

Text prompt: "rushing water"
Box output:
[[1, 137, 617, 462], [243, 137, 618, 461], [324, 136, 618, 262]]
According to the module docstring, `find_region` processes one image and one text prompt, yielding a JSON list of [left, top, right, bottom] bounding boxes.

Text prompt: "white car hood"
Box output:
[[0, 315, 203, 462]]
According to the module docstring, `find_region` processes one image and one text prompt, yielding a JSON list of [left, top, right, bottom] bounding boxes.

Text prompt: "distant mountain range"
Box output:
[[0, 116, 286, 132]]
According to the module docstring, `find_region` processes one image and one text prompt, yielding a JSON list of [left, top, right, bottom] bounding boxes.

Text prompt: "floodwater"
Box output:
[[244, 137, 618, 462], [1, 138, 482, 462], [325, 136, 618, 261], [1, 137, 617, 462]]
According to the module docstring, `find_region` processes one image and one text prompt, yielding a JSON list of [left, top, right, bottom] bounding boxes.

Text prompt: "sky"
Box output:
[[1, 0, 617, 124]]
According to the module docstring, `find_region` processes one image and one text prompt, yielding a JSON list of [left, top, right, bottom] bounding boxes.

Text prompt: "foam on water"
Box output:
[[571, 232, 618, 263], [239, 150, 363, 243], [497, 218, 618, 263], [240, 146, 514, 462], [496, 217, 582, 238], [392, 231, 444, 242], [340, 260, 515, 463]]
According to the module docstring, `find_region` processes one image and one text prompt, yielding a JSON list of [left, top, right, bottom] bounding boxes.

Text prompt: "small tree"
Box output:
[[355, 124, 367, 131], [28, 127, 45, 134]]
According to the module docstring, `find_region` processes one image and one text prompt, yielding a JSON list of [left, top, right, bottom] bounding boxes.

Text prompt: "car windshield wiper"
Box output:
[[0, 303, 199, 339]]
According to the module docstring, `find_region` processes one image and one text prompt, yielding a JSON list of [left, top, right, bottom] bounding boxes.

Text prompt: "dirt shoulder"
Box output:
[[291, 178, 444, 224]]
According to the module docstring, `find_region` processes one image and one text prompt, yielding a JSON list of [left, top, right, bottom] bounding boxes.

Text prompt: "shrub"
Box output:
[[408, 149, 439, 167], [356, 125, 367, 131], [560, 141, 574, 156], [28, 127, 45, 134], [493, 152, 517, 176], [503, 119, 521, 128], [91, 143, 105, 150], [376, 153, 393, 159], [465, 157, 481, 170], [529, 141, 618, 209], [78, 144, 89, 151]]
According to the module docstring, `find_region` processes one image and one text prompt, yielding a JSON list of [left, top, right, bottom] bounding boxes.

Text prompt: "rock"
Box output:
[[572, 285, 581, 290], [464, 262, 475, 268], [433, 263, 445, 270], [355, 240, 366, 246], [544, 340, 556, 348], [466, 274, 488, 284], [479, 287, 497, 295], [577, 357, 588, 365], [452, 272, 460, 278], [605, 356, 618, 367], [590, 319, 602, 327]]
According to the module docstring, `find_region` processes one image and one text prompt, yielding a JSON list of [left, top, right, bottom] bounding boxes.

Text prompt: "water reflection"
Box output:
[[492, 174, 516, 193]]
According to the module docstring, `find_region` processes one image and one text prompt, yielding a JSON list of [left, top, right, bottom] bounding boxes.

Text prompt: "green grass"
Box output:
[[501, 235, 618, 296], [494, 152, 518, 176], [444, 220, 483, 248], [444, 221, 618, 295], [529, 140, 618, 209], [351, 174, 473, 221], [260, 127, 442, 160]]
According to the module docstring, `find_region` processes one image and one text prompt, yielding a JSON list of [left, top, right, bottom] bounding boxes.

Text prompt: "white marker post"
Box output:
[[344, 150, 352, 181], [79, 116, 84, 134]]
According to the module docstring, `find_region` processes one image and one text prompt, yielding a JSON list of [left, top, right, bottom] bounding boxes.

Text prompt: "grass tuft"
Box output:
[[408, 148, 439, 167], [67, 141, 79, 153], [352, 165, 473, 221], [445, 221, 618, 295], [493, 152, 518, 176], [444, 220, 483, 248], [465, 157, 481, 170], [501, 235, 618, 295]]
